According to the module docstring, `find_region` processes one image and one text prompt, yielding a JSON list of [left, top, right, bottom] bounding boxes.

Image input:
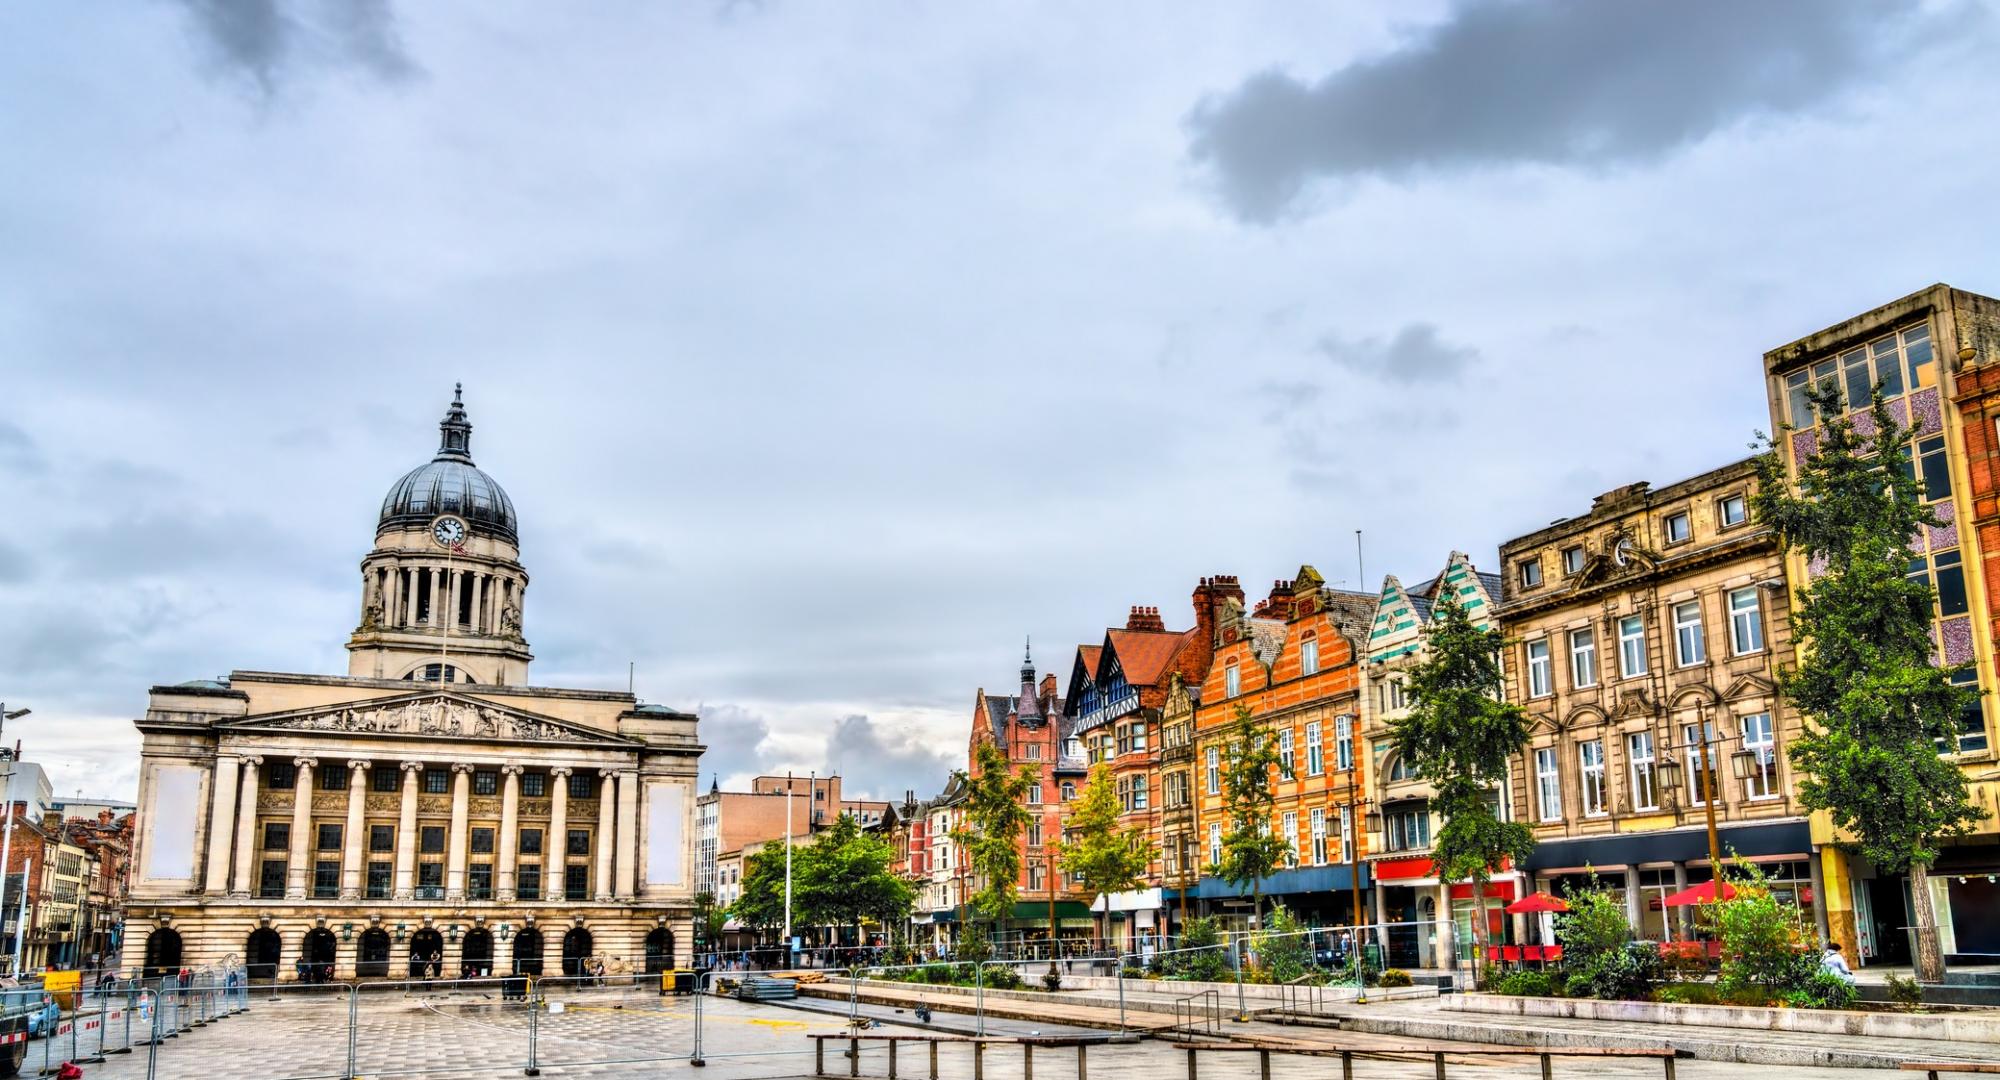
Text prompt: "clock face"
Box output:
[[431, 515, 468, 548]]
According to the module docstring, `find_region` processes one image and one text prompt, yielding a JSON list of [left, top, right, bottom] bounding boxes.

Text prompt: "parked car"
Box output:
[[0, 979, 46, 1076]]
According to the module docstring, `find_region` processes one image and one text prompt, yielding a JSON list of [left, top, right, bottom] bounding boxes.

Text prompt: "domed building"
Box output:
[[122, 388, 701, 984]]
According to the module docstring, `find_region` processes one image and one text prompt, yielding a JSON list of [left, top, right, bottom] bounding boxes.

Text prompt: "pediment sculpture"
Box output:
[[236, 695, 622, 744]]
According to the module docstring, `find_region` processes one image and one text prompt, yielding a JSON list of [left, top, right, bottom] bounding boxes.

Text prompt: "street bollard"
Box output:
[[690, 971, 708, 1067], [1231, 938, 1247, 1023], [346, 984, 359, 1080], [145, 989, 160, 1080], [524, 986, 540, 1077], [974, 962, 985, 1038], [1115, 955, 1127, 1033]]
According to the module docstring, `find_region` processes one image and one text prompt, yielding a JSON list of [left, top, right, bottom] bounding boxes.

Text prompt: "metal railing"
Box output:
[[1170, 988, 1219, 1037]]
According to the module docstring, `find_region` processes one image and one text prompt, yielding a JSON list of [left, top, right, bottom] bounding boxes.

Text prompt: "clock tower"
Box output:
[[346, 385, 534, 685]]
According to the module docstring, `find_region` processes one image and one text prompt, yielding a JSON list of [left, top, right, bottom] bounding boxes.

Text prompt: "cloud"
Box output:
[[692, 703, 775, 790], [169, 0, 419, 95], [0, 422, 45, 475], [1315, 323, 1476, 385], [1186, 0, 1956, 221], [818, 714, 957, 803]]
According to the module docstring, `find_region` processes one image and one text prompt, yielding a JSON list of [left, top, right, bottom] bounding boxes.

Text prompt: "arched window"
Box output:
[[1386, 755, 1420, 782], [405, 663, 474, 684]]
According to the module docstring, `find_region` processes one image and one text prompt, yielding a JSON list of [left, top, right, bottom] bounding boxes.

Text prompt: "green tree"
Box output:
[[952, 741, 1040, 930], [1213, 704, 1291, 927], [1753, 384, 1982, 983], [1059, 764, 1157, 949], [730, 813, 914, 948], [729, 842, 795, 940], [692, 890, 728, 954], [1388, 586, 1536, 983]]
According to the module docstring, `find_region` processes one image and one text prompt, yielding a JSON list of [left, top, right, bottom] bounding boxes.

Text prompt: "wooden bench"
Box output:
[[1165, 1038, 1682, 1080], [1899, 1064, 2000, 1078], [808, 1031, 1118, 1080]]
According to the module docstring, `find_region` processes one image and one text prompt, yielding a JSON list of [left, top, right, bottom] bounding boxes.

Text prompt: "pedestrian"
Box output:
[[1820, 942, 1857, 986]]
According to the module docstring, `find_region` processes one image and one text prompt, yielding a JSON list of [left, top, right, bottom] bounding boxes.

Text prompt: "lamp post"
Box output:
[[0, 706, 26, 976]]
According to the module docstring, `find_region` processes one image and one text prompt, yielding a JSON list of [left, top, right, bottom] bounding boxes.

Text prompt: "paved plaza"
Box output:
[[38, 987, 1929, 1080]]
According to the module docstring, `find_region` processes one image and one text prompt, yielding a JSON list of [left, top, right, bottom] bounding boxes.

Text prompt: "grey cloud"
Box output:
[[1316, 323, 1476, 385], [0, 541, 34, 584], [819, 714, 956, 802], [694, 704, 775, 790], [1187, 0, 1953, 222], [170, 0, 418, 95], [0, 422, 45, 475]]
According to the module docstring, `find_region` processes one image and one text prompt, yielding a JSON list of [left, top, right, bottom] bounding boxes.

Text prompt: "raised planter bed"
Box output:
[[1448, 991, 2000, 1043]]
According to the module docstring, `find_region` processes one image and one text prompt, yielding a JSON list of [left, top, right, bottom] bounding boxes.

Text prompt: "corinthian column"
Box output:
[[230, 756, 262, 898], [447, 763, 474, 900], [395, 761, 422, 899], [203, 755, 240, 894], [286, 757, 317, 899], [340, 760, 370, 899], [594, 770, 617, 902], [549, 768, 572, 901], [498, 765, 523, 901]]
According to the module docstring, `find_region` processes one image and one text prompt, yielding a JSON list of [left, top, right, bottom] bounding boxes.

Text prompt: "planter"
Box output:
[[1449, 991, 2000, 1044]]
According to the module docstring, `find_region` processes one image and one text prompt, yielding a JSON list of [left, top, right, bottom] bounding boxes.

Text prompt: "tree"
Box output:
[[1212, 704, 1291, 927], [952, 741, 1040, 931], [1059, 763, 1156, 950], [729, 842, 794, 939], [1753, 383, 1982, 983], [692, 890, 728, 955], [1388, 586, 1535, 984], [729, 812, 914, 949]]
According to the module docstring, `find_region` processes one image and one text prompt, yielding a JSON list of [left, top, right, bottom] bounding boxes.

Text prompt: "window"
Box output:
[[521, 773, 547, 798], [564, 865, 589, 901], [1719, 494, 1748, 527], [369, 824, 394, 852], [1519, 558, 1543, 589], [263, 822, 290, 851], [1384, 678, 1408, 711], [1025, 784, 1043, 805], [259, 860, 286, 898], [1950, 671, 1988, 754], [1386, 755, 1419, 782], [1281, 812, 1299, 866], [1335, 715, 1353, 771], [1205, 747, 1221, 795], [1741, 713, 1778, 800], [1300, 635, 1319, 675], [1296, 720, 1319, 776], [568, 773, 596, 800], [423, 770, 449, 795], [1165, 771, 1189, 807], [1789, 325, 1927, 423], [1535, 748, 1561, 822], [1728, 588, 1764, 655], [1628, 731, 1658, 811], [1026, 820, 1043, 847], [1663, 512, 1691, 544], [1683, 721, 1718, 806], [316, 823, 342, 851], [1059, 781, 1076, 801], [567, 829, 591, 856], [266, 762, 296, 789], [1129, 725, 1147, 754], [1278, 729, 1294, 774], [366, 861, 391, 899], [1339, 805, 1353, 856], [1207, 823, 1223, 867], [470, 827, 495, 855], [1065, 737, 1082, 759], [1909, 550, 1970, 617], [1309, 808, 1327, 865], [1385, 804, 1430, 851], [519, 828, 543, 856], [1673, 601, 1706, 667], [517, 865, 541, 901], [1023, 743, 1042, 760], [1570, 627, 1598, 688], [1131, 776, 1148, 810], [1526, 639, 1552, 697], [371, 768, 399, 793], [312, 860, 339, 899], [1618, 615, 1647, 678], [1028, 862, 1046, 891], [473, 771, 498, 796], [1578, 740, 1607, 817], [317, 763, 347, 791], [420, 826, 445, 854], [1224, 662, 1240, 698], [1562, 547, 1585, 576], [468, 863, 493, 900], [416, 861, 443, 896]]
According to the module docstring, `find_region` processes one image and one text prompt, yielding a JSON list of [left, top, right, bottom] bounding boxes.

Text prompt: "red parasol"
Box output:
[[1662, 879, 1737, 907], [1505, 891, 1570, 914]]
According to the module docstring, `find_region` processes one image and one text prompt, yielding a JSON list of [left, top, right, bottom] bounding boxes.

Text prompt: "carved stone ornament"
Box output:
[[227, 692, 629, 745]]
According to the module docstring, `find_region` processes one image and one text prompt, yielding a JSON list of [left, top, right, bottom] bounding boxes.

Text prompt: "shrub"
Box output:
[[1713, 870, 1813, 1000], [1490, 970, 1554, 997], [1173, 917, 1230, 983], [1653, 983, 1720, 1005], [983, 966, 1023, 991], [1783, 971, 1858, 1010], [924, 965, 951, 985], [1657, 941, 1710, 984], [1041, 968, 1062, 992], [1885, 973, 1924, 1010], [1379, 969, 1413, 988], [1562, 943, 1661, 1002], [1253, 905, 1311, 985]]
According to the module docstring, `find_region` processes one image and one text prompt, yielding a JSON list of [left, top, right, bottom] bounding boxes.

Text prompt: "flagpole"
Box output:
[[783, 771, 794, 960]]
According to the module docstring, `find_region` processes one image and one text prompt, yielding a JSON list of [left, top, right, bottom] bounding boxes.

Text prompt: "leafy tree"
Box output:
[[1253, 903, 1311, 983], [1059, 764, 1156, 949], [1388, 587, 1535, 982], [1753, 383, 1982, 983], [952, 741, 1040, 929], [1554, 879, 1656, 1000], [1173, 915, 1229, 982], [692, 890, 728, 954], [730, 812, 914, 947], [1713, 862, 1814, 1003], [1213, 704, 1291, 926], [728, 842, 795, 938]]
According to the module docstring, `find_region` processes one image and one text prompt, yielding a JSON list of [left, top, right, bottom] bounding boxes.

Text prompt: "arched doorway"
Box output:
[[302, 928, 337, 983], [246, 928, 282, 982], [511, 928, 543, 976], [143, 927, 183, 979], [644, 928, 673, 974], [357, 928, 391, 978], [460, 928, 494, 978], [561, 927, 593, 977], [409, 928, 444, 978]]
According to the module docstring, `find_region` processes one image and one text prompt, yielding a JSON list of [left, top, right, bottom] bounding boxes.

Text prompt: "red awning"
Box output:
[[1505, 891, 1570, 914], [1662, 879, 1737, 907]]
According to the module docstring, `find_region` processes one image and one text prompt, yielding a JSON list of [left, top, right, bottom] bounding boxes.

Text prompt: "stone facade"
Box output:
[[121, 389, 701, 982]]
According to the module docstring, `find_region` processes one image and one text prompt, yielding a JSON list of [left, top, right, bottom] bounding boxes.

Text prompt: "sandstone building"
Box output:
[[123, 389, 702, 981]]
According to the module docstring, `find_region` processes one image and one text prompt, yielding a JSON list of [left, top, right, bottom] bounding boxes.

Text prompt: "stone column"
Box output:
[[203, 755, 240, 894], [616, 769, 640, 898], [498, 765, 523, 901], [1671, 861, 1690, 940], [549, 768, 572, 900], [405, 569, 418, 628], [594, 770, 617, 901], [384, 566, 399, 627], [447, 764, 474, 900], [1624, 866, 1644, 935], [469, 574, 484, 635], [231, 756, 262, 897], [286, 757, 318, 899], [395, 761, 422, 899], [341, 760, 370, 899]]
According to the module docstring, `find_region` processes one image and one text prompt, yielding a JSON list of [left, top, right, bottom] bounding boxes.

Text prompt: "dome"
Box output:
[[378, 385, 519, 542]]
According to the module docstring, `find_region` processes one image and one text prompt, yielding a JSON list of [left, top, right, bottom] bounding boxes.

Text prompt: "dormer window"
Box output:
[[1224, 661, 1241, 698], [1561, 547, 1586, 576]]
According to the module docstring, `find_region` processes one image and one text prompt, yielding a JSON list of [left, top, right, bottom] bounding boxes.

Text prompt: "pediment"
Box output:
[[1611, 687, 1655, 718], [218, 691, 640, 747], [1720, 673, 1779, 702]]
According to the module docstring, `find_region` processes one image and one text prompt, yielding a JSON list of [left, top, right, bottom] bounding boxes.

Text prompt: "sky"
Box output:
[[4, 0, 2000, 804]]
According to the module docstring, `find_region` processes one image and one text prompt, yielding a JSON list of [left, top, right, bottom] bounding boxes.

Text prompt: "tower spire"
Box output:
[[1017, 635, 1040, 719], [436, 383, 474, 462]]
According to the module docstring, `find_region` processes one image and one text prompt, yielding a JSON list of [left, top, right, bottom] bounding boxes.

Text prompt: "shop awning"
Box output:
[[1163, 862, 1372, 901], [1520, 820, 1810, 873], [934, 901, 1093, 924]]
